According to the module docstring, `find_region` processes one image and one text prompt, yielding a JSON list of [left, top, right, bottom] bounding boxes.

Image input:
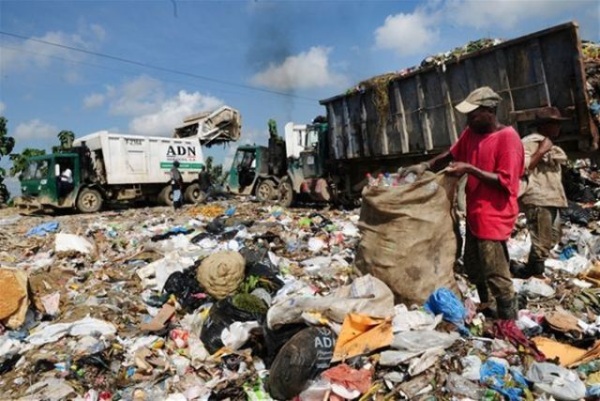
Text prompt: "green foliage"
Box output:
[[9, 148, 46, 177], [0, 116, 15, 203], [58, 130, 75, 150]]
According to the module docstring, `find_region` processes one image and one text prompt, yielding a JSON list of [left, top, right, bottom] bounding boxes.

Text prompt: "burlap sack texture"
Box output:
[[196, 251, 245, 300], [355, 171, 460, 305]]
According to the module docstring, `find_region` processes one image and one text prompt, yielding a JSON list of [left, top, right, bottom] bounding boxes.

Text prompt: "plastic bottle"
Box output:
[[383, 172, 392, 187], [366, 173, 377, 187], [376, 173, 384, 186]]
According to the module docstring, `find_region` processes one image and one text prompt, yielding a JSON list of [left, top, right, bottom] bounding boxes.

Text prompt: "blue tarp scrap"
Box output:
[[26, 221, 59, 237]]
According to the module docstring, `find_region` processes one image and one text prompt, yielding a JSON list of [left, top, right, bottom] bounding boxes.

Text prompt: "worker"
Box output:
[[511, 107, 569, 279], [198, 165, 212, 192], [402, 86, 525, 320], [59, 165, 74, 196], [170, 160, 183, 209]]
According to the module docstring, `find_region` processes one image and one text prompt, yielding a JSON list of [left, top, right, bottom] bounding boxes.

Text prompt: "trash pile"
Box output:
[[0, 185, 600, 400]]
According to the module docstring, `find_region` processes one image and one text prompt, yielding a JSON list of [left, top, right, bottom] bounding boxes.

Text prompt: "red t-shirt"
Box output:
[[450, 126, 524, 241]]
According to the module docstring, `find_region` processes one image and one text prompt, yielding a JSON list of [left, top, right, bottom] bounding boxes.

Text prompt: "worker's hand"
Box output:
[[398, 162, 430, 177], [538, 137, 554, 154], [446, 161, 472, 177]]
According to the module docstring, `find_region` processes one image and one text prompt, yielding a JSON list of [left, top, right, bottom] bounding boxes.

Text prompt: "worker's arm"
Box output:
[[446, 162, 502, 188], [527, 137, 553, 170], [425, 150, 453, 170]]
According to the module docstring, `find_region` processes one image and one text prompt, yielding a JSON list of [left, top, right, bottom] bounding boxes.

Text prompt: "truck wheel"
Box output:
[[184, 183, 206, 204], [279, 179, 294, 208], [256, 180, 275, 202], [76, 188, 103, 213], [159, 186, 173, 206]]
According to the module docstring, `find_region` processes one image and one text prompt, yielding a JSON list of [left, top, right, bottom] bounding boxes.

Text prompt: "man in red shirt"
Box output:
[[404, 87, 524, 319]]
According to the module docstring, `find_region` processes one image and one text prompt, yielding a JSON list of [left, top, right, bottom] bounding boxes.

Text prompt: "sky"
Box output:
[[0, 0, 599, 195]]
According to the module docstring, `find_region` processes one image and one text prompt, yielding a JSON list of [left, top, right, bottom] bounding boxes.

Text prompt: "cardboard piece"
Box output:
[[332, 313, 393, 362], [532, 337, 587, 367], [140, 304, 176, 332]]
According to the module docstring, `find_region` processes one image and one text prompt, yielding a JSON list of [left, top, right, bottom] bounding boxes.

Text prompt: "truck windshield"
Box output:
[[22, 160, 49, 180]]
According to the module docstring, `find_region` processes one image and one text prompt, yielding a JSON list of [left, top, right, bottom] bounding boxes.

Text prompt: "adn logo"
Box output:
[[167, 146, 197, 157]]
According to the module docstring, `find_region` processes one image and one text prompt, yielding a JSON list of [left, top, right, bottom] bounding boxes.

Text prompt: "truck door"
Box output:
[[228, 148, 257, 193]]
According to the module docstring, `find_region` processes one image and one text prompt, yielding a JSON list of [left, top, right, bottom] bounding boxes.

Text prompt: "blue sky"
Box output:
[[1, 0, 598, 194]]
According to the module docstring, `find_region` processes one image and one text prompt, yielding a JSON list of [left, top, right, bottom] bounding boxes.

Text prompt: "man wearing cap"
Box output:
[[511, 107, 569, 279], [402, 86, 524, 320]]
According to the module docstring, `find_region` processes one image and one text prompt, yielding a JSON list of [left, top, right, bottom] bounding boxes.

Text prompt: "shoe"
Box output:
[[510, 261, 544, 279], [477, 302, 498, 319], [497, 296, 518, 320]]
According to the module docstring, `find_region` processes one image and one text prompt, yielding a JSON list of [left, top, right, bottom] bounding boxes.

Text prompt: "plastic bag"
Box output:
[[424, 287, 468, 334], [200, 296, 265, 354], [162, 264, 208, 312], [526, 362, 586, 400], [267, 326, 335, 400]]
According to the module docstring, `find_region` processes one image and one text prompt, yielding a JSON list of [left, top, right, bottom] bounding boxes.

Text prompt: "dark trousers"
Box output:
[[463, 228, 515, 305]]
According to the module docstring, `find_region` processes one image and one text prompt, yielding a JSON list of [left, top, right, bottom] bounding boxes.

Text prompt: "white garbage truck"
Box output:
[[16, 106, 242, 213]]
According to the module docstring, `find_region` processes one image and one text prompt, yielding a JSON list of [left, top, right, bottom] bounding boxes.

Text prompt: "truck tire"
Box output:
[[159, 186, 173, 206], [278, 179, 294, 208], [76, 188, 103, 213], [184, 183, 206, 204], [256, 180, 275, 202]]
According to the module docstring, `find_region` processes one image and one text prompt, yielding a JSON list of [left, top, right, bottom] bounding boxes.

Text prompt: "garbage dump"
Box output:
[[1, 154, 600, 401]]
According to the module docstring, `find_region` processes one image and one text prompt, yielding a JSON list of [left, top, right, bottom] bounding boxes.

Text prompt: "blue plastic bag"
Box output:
[[480, 360, 527, 401], [26, 221, 59, 237], [424, 288, 466, 326]]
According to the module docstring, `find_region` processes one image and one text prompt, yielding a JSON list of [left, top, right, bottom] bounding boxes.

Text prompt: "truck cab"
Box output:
[[226, 145, 273, 199], [18, 152, 84, 210]]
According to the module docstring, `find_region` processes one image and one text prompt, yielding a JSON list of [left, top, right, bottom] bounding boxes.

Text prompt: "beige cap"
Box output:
[[455, 86, 502, 114]]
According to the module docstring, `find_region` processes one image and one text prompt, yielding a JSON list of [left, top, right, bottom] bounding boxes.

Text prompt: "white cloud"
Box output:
[[0, 102, 5, 114], [0, 24, 106, 77], [374, 11, 439, 56], [444, 0, 581, 30], [109, 75, 164, 116], [83, 93, 106, 109], [81, 75, 225, 136], [13, 119, 57, 140], [128, 90, 223, 136], [251, 47, 348, 90]]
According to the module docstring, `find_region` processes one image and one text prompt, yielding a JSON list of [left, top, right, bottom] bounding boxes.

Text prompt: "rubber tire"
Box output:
[[76, 188, 103, 213], [159, 186, 174, 206], [279, 179, 294, 208], [184, 183, 206, 204], [256, 180, 275, 202]]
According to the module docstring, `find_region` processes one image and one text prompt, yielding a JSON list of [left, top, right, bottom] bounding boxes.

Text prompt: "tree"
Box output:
[[9, 148, 46, 178], [205, 156, 224, 184], [0, 117, 16, 203], [58, 130, 75, 149], [52, 130, 75, 153]]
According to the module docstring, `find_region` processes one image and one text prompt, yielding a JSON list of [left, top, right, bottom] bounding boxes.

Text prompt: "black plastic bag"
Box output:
[[200, 296, 266, 354], [263, 322, 307, 367], [162, 265, 209, 312], [561, 201, 591, 226], [266, 326, 336, 400]]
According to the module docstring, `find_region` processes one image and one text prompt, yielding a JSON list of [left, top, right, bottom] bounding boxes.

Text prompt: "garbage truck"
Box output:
[[271, 21, 600, 207], [15, 106, 242, 212]]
